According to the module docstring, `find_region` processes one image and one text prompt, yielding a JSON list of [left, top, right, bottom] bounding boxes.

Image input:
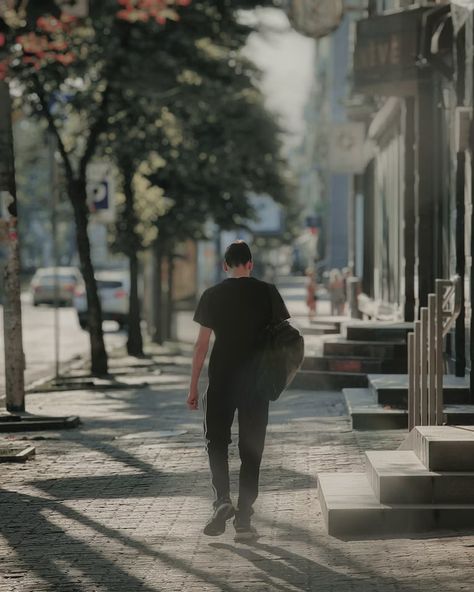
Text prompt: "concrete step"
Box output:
[[368, 374, 472, 407], [303, 356, 406, 374], [407, 425, 474, 472], [310, 316, 346, 331], [344, 388, 408, 430], [344, 388, 474, 431], [323, 339, 407, 359], [301, 324, 340, 336], [344, 322, 413, 343], [444, 406, 474, 425], [292, 370, 368, 391], [366, 450, 474, 504], [318, 472, 474, 537]]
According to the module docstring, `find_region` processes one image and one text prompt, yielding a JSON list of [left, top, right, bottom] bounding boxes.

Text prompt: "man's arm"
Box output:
[[270, 284, 291, 322], [187, 325, 212, 410]]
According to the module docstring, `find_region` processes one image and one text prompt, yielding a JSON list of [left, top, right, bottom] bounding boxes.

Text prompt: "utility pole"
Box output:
[[49, 132, 61, 380], [0, 80, 25, 413]]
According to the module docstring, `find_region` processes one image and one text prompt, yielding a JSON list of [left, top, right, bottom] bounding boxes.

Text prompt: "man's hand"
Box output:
[[187, 389, 199, 411], [188, 326, 211, 412]]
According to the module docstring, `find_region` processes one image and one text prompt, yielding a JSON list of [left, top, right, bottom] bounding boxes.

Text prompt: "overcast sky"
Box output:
[[244, 8, 315, 151]]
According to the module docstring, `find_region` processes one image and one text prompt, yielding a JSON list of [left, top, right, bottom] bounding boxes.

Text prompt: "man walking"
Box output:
[[187, 241, 290, 541]]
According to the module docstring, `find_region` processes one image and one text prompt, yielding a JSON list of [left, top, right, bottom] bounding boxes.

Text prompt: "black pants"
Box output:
[[204, 389, 269, 520]]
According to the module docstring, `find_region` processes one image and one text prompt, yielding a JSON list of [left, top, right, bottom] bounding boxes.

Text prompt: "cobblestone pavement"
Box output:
[[0, 349, 472, 592]]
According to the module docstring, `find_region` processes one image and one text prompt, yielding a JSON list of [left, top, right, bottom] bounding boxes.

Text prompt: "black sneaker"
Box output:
[[233, 517, 259, 543], [203, 501, 235, 536]]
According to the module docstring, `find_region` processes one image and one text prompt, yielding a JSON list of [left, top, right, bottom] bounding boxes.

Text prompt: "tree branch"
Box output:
[[79, 82, 111, 180], [32, 74, 74, 181]]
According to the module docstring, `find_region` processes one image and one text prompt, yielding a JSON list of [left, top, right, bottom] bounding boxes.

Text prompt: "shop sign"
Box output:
[[328, 122, 369, 174], [288, 0, 344, 39], [86, 162, 116, 224], [247, 193, 283, 236], [354, 8, 430, 93]]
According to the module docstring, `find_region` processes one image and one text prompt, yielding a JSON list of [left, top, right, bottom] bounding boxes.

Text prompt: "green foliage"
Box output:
[[108, 0, 289, 258], [7, 0, 290, 254]]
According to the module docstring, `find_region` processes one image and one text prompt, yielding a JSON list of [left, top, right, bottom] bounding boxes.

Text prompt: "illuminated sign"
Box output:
[[354, 8, 431, 93]]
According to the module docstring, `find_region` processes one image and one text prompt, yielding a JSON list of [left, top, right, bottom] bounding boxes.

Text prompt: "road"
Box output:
[[0, 276, 325, 400], [0, 297, 126, 399]]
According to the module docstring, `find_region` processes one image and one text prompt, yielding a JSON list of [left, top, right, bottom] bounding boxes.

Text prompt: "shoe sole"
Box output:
[[234, 531, 260, 543], [203, 504, 235, 536]]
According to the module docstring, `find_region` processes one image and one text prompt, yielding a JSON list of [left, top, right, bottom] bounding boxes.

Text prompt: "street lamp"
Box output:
[[287, 0, 344, 38]]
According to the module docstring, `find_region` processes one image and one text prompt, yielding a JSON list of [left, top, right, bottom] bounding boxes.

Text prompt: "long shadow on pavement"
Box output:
[[210, 536, 422, 592], [0, 489, 245, 592]]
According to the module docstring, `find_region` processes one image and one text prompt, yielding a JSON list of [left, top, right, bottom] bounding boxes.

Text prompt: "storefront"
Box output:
[[352, 6, 454, 322]]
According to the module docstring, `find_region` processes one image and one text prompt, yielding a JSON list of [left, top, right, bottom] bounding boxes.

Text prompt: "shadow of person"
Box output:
[[209, 540, 357, 592], [0, 491, 158, 592], [210, 535, 425, 592], [0, 490, 240, 592]]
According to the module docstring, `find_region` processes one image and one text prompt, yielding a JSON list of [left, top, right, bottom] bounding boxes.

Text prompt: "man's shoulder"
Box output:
[[255, 278, 277, 292], [201, 281, 227, 295], [201, 278, 273, 295]]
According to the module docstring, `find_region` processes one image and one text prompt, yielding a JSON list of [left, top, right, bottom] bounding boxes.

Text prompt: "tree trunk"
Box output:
[[0, 81, 25, 412], [152, 240, 164, 344], [122, 166, 144, 356], [3, 230, 25, 412], [166, 252, 175, 341], [70, 178, 108, 376], [127, 250, 143, 356]]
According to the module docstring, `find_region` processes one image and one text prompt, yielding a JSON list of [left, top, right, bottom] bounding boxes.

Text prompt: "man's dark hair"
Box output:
[[224, 241, 252, 268]]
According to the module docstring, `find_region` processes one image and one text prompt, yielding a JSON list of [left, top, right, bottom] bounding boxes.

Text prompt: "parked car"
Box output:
[[74, 270, 130, 330], [30, 267, 82, 307]]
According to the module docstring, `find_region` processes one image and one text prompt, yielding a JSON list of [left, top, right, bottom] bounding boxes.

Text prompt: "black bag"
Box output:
[[256, 288, 305, 401]]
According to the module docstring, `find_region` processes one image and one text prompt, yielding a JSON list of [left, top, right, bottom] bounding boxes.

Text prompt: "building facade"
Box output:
[[348, 0, 473, 388]]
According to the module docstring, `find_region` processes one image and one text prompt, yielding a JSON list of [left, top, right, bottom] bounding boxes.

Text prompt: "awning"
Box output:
[[451, 0, 474, 7], [451, 0, 474, 33], [420, 5, 453, 79], [368, 98, 402, 144]]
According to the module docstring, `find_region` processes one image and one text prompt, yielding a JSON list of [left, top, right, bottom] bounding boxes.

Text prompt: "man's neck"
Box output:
[[229, 269, 251, 279]]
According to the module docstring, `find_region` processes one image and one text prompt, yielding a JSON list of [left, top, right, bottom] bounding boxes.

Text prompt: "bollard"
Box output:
[[420, 308, 428, 425], [435, 281, 445, 425], [408, 332, 415, 431], [414, 320, 422, 427], [347, 277, 362, 319], [428, 294, 436, 425]]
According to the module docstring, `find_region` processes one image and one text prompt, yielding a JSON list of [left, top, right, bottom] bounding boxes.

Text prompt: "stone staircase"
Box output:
[[344, 374, 474, 430], [295, 321, 410, 391], [295, 319, 474, 429], [318, 425, 474, 536]]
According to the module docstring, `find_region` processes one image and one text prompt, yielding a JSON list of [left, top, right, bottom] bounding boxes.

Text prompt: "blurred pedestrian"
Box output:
[[328, 268, 345, 316], [187, 241, 290, 542], [305, 268, 317, 321], [342, 267, 352, 315]]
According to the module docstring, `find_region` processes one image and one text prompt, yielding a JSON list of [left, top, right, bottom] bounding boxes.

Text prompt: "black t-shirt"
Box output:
[[193, 277, 290, 394]]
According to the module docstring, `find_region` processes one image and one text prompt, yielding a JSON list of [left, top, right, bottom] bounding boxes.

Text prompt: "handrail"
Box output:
[[408, 276, 462, 430]]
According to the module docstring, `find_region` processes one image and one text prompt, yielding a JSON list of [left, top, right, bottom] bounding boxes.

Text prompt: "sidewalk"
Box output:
[[0, 343, 472, 591]]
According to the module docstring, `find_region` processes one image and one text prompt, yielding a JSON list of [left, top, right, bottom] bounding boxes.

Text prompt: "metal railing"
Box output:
[[408, 276, 462, 430]]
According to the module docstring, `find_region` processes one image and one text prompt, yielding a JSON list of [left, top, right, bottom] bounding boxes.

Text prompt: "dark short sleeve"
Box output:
[[193, 288, 213, 329], [270, 284, 290, 323]]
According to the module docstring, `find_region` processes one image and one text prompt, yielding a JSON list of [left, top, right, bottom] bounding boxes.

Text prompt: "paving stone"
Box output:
[[0, 353, 470, 591]]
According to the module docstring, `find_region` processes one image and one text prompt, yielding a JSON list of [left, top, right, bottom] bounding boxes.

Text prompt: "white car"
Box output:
[[74, 270, 130, 330], [31, 267, 82, 307]]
